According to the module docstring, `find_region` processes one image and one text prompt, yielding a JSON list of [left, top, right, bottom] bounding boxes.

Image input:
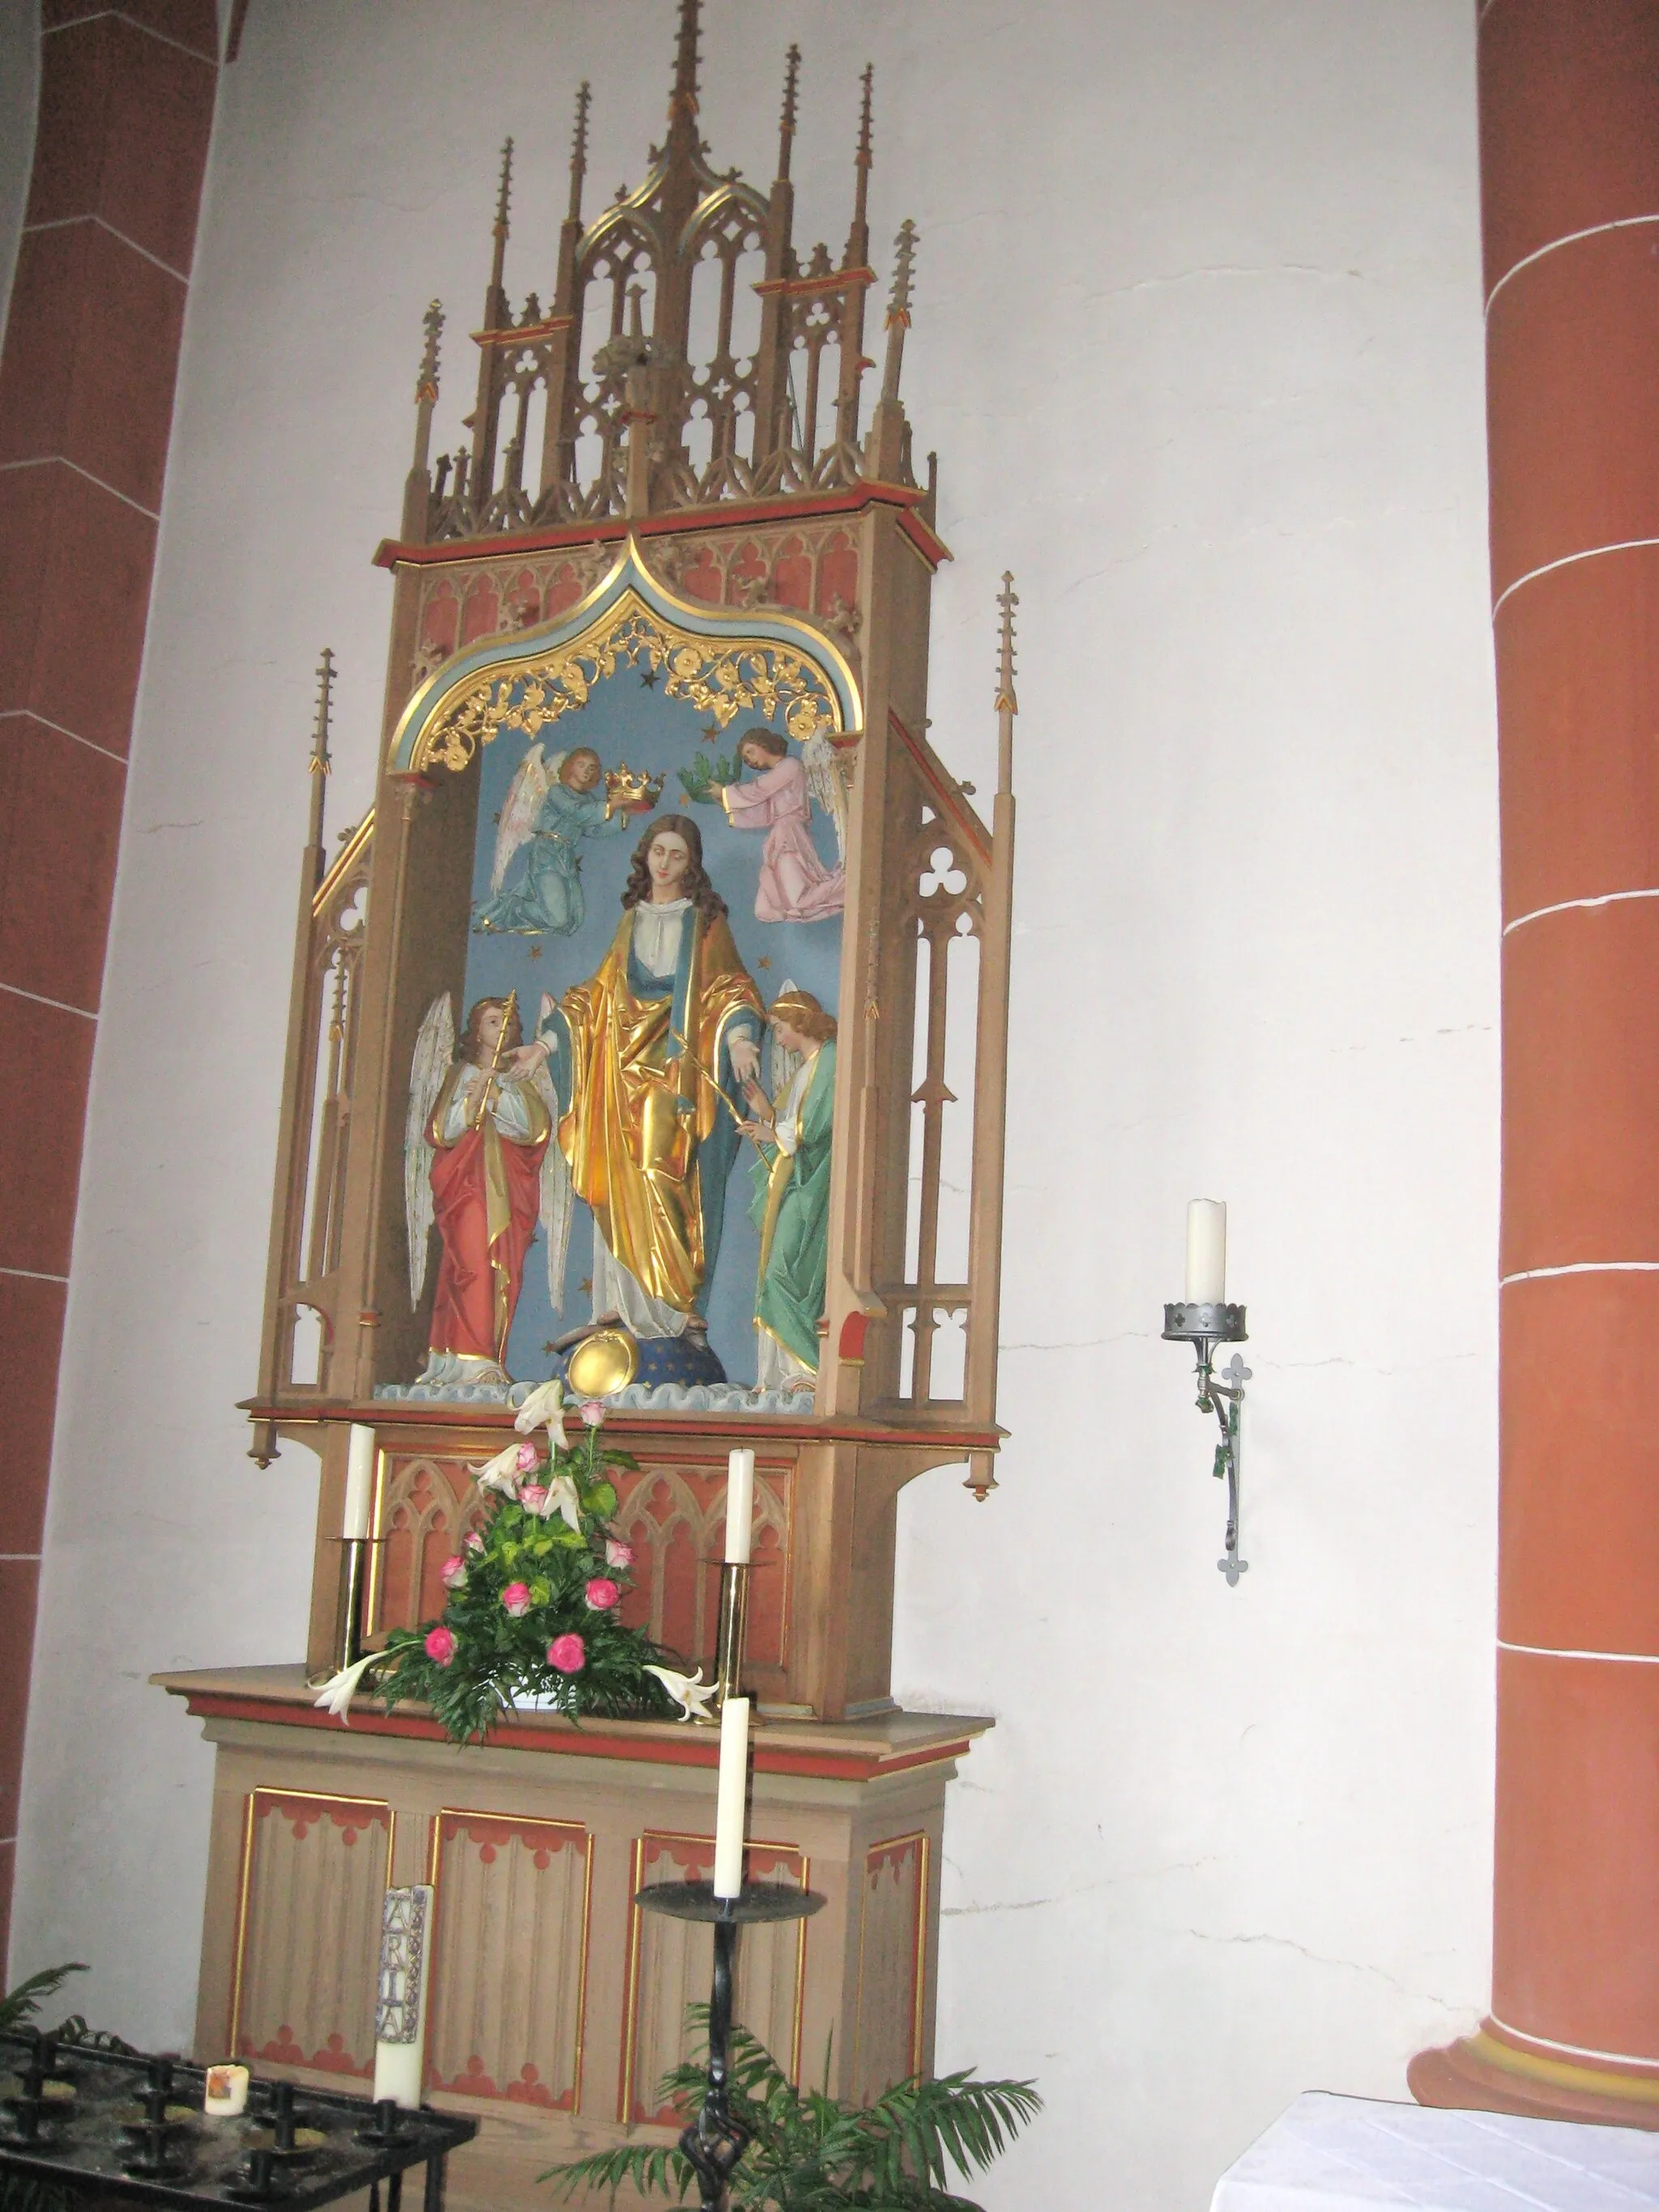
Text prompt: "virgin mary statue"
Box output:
[[513, 814, 763, 1365]]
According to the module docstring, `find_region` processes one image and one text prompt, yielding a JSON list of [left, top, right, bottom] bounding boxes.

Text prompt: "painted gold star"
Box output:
[[527, 943, 544, 960], [757, 955, 773, 970], [579, 1276, 594, 1297], [699, 722, 720, 745], [639, 665, 658, 689]]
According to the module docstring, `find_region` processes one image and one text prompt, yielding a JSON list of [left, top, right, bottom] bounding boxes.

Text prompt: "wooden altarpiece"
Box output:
[[160, 11, 1017, 2196]]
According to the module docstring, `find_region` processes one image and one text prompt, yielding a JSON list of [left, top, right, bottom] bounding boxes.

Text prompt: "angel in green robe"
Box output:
[[740, 989, 838, 1395]]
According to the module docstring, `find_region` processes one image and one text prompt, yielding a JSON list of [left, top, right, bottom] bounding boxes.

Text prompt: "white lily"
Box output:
[[533, 1473, 582, 1534], [515, 1377, 569, 1453], [312, 1650, 384, 1725], [471, 1440, 525, 1497], [644, 1664, 718, 1723]]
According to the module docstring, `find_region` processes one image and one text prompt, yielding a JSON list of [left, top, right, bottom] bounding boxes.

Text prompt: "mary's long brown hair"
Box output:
[[621, 812, 727, 922]]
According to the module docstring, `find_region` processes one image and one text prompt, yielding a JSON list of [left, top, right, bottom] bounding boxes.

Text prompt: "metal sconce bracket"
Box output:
[[1162, 1302, 1252, 1585]]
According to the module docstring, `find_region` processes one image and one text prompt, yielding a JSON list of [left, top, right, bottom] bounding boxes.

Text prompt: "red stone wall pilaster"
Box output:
[[0, 0, 217, 1971], [1410, 0, 1659, 2125]]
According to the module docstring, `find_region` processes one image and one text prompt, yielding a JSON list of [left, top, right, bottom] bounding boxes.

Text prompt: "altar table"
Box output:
[[1212, 2093, 1659, 2211]]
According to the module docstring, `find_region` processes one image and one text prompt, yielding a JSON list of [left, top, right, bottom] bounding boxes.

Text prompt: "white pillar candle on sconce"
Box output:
[[1185, 1200, 1227, 1304], [712, 1695, 750, 1897], [724, 1447, 755, 1564], [343, 1424, 376, 1540]]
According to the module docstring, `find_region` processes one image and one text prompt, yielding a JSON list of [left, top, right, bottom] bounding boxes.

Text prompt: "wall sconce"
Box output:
[[1162, 1200, 1252, 1585]]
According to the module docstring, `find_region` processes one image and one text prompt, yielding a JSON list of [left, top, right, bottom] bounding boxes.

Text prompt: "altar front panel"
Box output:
[[172, 1673, 983, 2212]]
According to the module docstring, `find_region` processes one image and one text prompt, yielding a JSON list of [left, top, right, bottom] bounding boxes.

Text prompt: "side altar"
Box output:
[[168, 7, 1018, 2199]]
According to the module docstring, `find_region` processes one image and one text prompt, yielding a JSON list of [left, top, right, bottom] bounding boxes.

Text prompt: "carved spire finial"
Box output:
[[995, 573, 1018, 795], [415, 298, 442, 407], [310, 648, 335, 775], [306, 647, 335, 866], [777, 43, 800, 180], [668, 0, 700, 130], [878, 219, 917, 403], [494, 135, 514, 238], [567, 83, 591, 222], [853, 62, 874, 224]]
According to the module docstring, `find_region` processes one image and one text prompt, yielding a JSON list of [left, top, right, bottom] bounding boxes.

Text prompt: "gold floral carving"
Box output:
[[414, 591, 841, 775]]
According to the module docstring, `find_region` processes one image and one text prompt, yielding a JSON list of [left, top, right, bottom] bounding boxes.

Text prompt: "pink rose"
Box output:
[[514, 1439, 542, 1473], [605, 1538, 634, 1571], [424, 1626, 456, 1666], [501, 1582, 531, 1617], [547, 1633, 586, 1673], [519, 1485, 548, 1513], [439, 1554, 467, 1591], [584, 1576, 621, 1611], [579, 1400, 608, 1428], [464, 1531, 484, 1553]]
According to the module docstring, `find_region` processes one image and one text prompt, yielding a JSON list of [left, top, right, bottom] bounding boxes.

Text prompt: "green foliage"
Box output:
[[542, 2009, 1040, 2212], [0, 1963, 85, 2039], [0, 1967, 134, 2212], [372, 1417, 678, 1745], [677, 752, 741, 807]]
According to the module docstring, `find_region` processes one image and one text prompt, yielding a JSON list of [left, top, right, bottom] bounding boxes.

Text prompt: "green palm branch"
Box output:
[[543, 2008, 1039, 2212]]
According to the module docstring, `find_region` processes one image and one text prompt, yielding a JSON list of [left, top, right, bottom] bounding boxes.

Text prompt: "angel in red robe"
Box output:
[[413, 996, 552, 1387]]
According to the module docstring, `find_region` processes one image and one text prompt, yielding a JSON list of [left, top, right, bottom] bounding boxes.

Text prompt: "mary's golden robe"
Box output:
[[554, 906, 761, 1314]]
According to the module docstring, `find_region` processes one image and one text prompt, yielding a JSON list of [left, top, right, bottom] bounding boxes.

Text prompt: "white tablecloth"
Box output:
[[1211, 2093, 1659, 2212]]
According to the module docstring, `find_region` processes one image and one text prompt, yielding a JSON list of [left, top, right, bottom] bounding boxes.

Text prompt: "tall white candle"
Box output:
[[371, 1884, 433, 2111], [343, 1425, 376, 1541], [712, 1695, 750, 1899], [724, 1447, 755, 1565], [1185, 1200, 1227, 1304]]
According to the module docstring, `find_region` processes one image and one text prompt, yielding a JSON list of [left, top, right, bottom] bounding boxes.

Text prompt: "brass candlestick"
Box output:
[[712, 1560, 751, 1709], [306, 1536, 380, 1686]]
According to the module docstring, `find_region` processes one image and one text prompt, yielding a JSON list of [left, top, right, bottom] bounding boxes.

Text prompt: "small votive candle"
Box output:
[[203, 2063, 249, 2117]]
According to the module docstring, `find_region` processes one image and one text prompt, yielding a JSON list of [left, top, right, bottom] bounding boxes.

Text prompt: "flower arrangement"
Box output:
[[316, 1381, 677, 1745]]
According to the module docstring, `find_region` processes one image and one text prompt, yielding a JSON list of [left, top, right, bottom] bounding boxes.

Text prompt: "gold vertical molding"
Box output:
[[909, 1834, 932, 2080], [616, 1835, 648, 2123], [227, 1791, 259, 2059], [363, 1443, 390, 1633]]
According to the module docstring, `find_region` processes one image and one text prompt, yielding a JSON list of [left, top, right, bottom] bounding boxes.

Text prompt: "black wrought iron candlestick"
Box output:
[[634, 1882, 824, 2212], [1162, 1302, 1252, 1585]]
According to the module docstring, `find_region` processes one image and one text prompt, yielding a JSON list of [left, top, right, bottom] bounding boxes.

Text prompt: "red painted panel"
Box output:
[[1479, 0, 1659, 300], [0, 1273, 66, 1555], [1495, 1648, 1659, 2060], [1495, 546, 1659, 923], [1501, 901, 1659, 1275], [0, 714, 126, 1013]]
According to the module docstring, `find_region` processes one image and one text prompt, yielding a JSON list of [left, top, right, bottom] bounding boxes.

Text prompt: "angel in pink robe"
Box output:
[[720, 729, 846, 923]]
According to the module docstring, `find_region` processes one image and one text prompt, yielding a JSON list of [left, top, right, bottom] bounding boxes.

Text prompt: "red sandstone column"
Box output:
[[1410, 0, 1659, 2126], [0, 1, 216, 1971]]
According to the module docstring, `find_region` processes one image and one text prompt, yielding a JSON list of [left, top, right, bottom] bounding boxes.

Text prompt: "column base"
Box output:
[[1410, 2021, 1659, 2130]]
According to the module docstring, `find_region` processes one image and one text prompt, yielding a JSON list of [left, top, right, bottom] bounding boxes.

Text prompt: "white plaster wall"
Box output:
[[12, 6, 1499, 2208]]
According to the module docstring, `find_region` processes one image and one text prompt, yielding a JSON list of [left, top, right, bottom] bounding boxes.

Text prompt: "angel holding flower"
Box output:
[[474, 744, 649, 939]]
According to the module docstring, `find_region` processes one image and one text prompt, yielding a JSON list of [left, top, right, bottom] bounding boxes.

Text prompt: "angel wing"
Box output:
[[531, 1059, 574, 1317], [491, 744, 561, 894], [764, 976, 805, 1106], [801, 731, 848, 863], [405, 991, 455, 1305]]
